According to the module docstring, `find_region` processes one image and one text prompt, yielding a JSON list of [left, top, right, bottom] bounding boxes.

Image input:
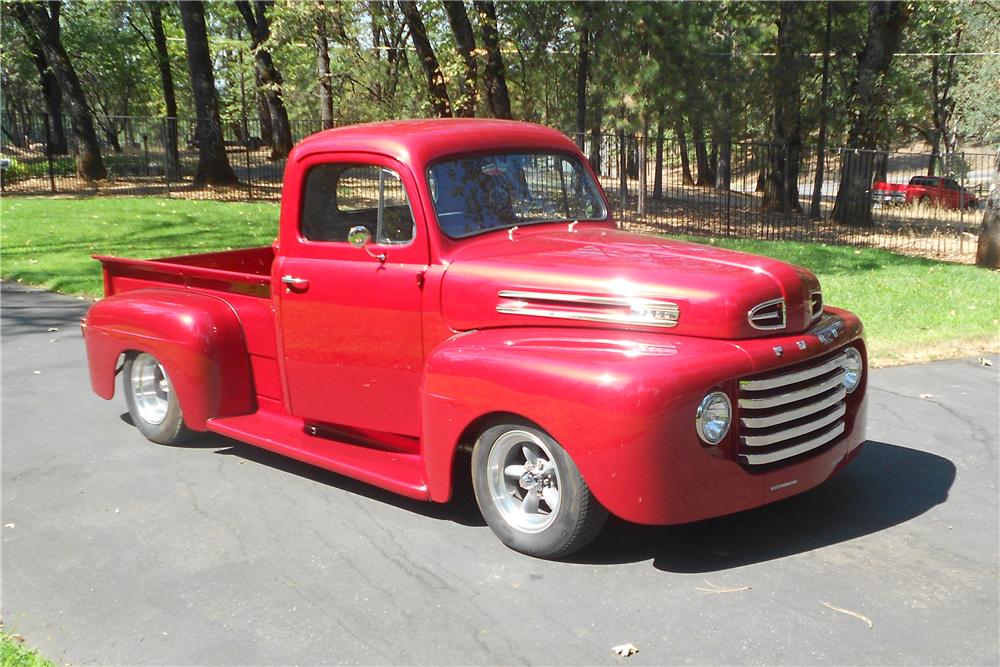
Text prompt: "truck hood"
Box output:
[[439, 227, 821, 339]]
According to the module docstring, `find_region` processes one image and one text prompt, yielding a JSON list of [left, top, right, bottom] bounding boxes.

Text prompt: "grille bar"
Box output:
[[741, 403, 846, 447], [740, 351, 849, 391], [738, 371, 845, 410], [739, 422, 845, 465], [738, 348, 854, 466], [740, 387, 847, 428]]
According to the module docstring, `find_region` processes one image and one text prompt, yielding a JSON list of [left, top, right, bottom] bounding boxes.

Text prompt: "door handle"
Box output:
[[281, 275, 309, 289]]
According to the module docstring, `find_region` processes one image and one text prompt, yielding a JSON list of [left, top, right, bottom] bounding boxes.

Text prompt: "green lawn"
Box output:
[[0, 630, 53, 667], [2, 196, 997, 365]]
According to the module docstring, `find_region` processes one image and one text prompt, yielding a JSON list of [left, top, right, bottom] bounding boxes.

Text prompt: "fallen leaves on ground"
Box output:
[[822, 601, 873, 629], [695, 579, 751, 594], [611, 643, 639, 658]]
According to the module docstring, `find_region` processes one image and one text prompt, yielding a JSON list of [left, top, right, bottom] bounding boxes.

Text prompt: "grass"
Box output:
[[1, 196, 997, 365], [0, 629, 54, 667], [0, 197, 279, 295]]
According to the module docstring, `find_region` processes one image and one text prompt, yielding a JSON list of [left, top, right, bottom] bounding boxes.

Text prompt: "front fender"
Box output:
[[83, 288, 254, 430], [420, 327, 756, 521]]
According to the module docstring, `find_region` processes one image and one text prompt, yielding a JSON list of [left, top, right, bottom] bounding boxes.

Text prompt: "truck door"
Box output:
[[275, 154, 428, 436]]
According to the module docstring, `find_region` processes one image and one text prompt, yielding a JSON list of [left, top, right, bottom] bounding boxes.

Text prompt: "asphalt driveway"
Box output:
[[2, 282, 997, 665]]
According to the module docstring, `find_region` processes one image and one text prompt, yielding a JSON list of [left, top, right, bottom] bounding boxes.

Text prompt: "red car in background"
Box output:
[[873, 175, 978, 209], [905, 176, 977, 209]]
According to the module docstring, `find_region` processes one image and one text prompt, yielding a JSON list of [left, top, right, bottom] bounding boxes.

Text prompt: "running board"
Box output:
[[206, 411, 430, 500]]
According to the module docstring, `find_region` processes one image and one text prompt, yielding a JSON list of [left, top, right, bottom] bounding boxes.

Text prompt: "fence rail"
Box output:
[[1, 113, 993, 262]]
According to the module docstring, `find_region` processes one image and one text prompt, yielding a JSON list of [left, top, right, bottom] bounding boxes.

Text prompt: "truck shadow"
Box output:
[[142, 428, 954, 564], [572, 440, 956, 571], [191, 433, 489, 527]]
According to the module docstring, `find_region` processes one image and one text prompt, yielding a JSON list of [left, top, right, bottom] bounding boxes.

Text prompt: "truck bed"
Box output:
[[95, 246, 274, 298]]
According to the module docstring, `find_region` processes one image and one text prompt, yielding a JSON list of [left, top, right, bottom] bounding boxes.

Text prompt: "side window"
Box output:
[[300, 163, 415, 245]]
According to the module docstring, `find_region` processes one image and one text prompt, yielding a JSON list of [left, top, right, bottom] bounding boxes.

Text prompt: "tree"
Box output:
[[443, 0, 478, 117], [133, 1, 180, 177], [832, 1, 911, 225], [809, 1, 835, 218], [178, 0, 238, 186], [316, 1, 334, 128], [235, 0, 294, 158], [19, 14, 66, 154], [573, 3, 590, 148], [399, 0, 453, 117], [13, 1, 106, 179], [474, 0, 512, 119], [762, 1, 805, 212], [975, 150, 1000, 269]]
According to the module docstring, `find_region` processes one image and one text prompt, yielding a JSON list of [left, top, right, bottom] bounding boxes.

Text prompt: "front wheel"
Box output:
[[122, 352, 193, 445], [472, 422, 608, 558]]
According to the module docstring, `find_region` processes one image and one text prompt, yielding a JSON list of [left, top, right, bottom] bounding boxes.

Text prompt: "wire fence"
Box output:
[[1, 113, 993, 262]]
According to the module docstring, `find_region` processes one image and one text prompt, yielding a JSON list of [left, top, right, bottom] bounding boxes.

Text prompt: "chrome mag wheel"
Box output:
[[486, 429, 562, 533], [129, 352, 170, 426]]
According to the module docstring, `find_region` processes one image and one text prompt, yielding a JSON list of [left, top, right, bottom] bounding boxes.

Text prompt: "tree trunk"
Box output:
[[832, 0, 911, 225], [148, 2, 179, 178], [178, 0, 238, 186], [23, 26, 67, 154], [691, 117, 711, 186], [809, 1, 834, 218], [235, 1, 293, 159], [399, 1, 453, 117], [443, 0, 478, 118], [316, 5, 334, 129], [763, 0, 804, 213], [674, 116, 693, 186], [15, 2, 105, 179], [474, 0, 512, 119], [975, 151, 1000, 269], [588, 103, 603, 175], [255, 70, 273, 146], [653, 108, 665, 199], [574, 7, 589, 150]]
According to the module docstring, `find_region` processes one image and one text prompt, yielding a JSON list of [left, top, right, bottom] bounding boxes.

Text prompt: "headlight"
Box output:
[[842, 347, 863, 393], [696, 391, 732, 445]]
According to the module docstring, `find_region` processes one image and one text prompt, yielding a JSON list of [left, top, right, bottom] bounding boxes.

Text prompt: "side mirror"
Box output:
[[347, 225, 372, 248], [347, 225, 386, 263]]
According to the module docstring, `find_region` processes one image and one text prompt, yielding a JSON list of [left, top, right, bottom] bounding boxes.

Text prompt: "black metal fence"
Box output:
[[1, 113, 992, 262]]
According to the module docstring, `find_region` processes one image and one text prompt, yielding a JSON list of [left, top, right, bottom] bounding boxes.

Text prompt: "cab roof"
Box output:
[[290, 119, 581, 170]]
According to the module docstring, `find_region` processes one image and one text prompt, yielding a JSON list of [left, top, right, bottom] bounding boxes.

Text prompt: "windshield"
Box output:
[[427, 152, 606, 238]]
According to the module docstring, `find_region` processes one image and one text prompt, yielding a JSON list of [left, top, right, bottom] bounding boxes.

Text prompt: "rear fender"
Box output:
[[83, 289, 254, 429]]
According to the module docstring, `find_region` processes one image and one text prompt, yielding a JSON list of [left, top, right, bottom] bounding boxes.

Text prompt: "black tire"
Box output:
[[471, 421, 608, 559], [122, 352, 193, 445]]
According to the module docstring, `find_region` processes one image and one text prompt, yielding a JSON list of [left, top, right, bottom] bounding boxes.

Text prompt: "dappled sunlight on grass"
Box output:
[[1, 197, 278, 295]]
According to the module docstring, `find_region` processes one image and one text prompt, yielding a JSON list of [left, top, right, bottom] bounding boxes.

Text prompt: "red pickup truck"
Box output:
[[872, 175, 977, 209], [83, 120, 867, 558]]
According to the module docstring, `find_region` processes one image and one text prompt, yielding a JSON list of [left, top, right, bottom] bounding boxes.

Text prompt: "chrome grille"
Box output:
[[737, 350, 851, 465], [748, 298, 786, 331]]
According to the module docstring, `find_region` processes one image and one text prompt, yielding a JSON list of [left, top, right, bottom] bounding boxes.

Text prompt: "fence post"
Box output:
[[142, 134, 149, 177], [959, 151, 966, 254], [161, 117, 171, 197], [43, 113, 56, 194], [244, 139, 253, 200], [637, 133, 647, 216]]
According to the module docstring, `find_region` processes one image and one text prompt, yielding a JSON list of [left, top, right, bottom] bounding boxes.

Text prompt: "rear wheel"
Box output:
[[122, 352, 193, 445], [472, 421, 608, 558]]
